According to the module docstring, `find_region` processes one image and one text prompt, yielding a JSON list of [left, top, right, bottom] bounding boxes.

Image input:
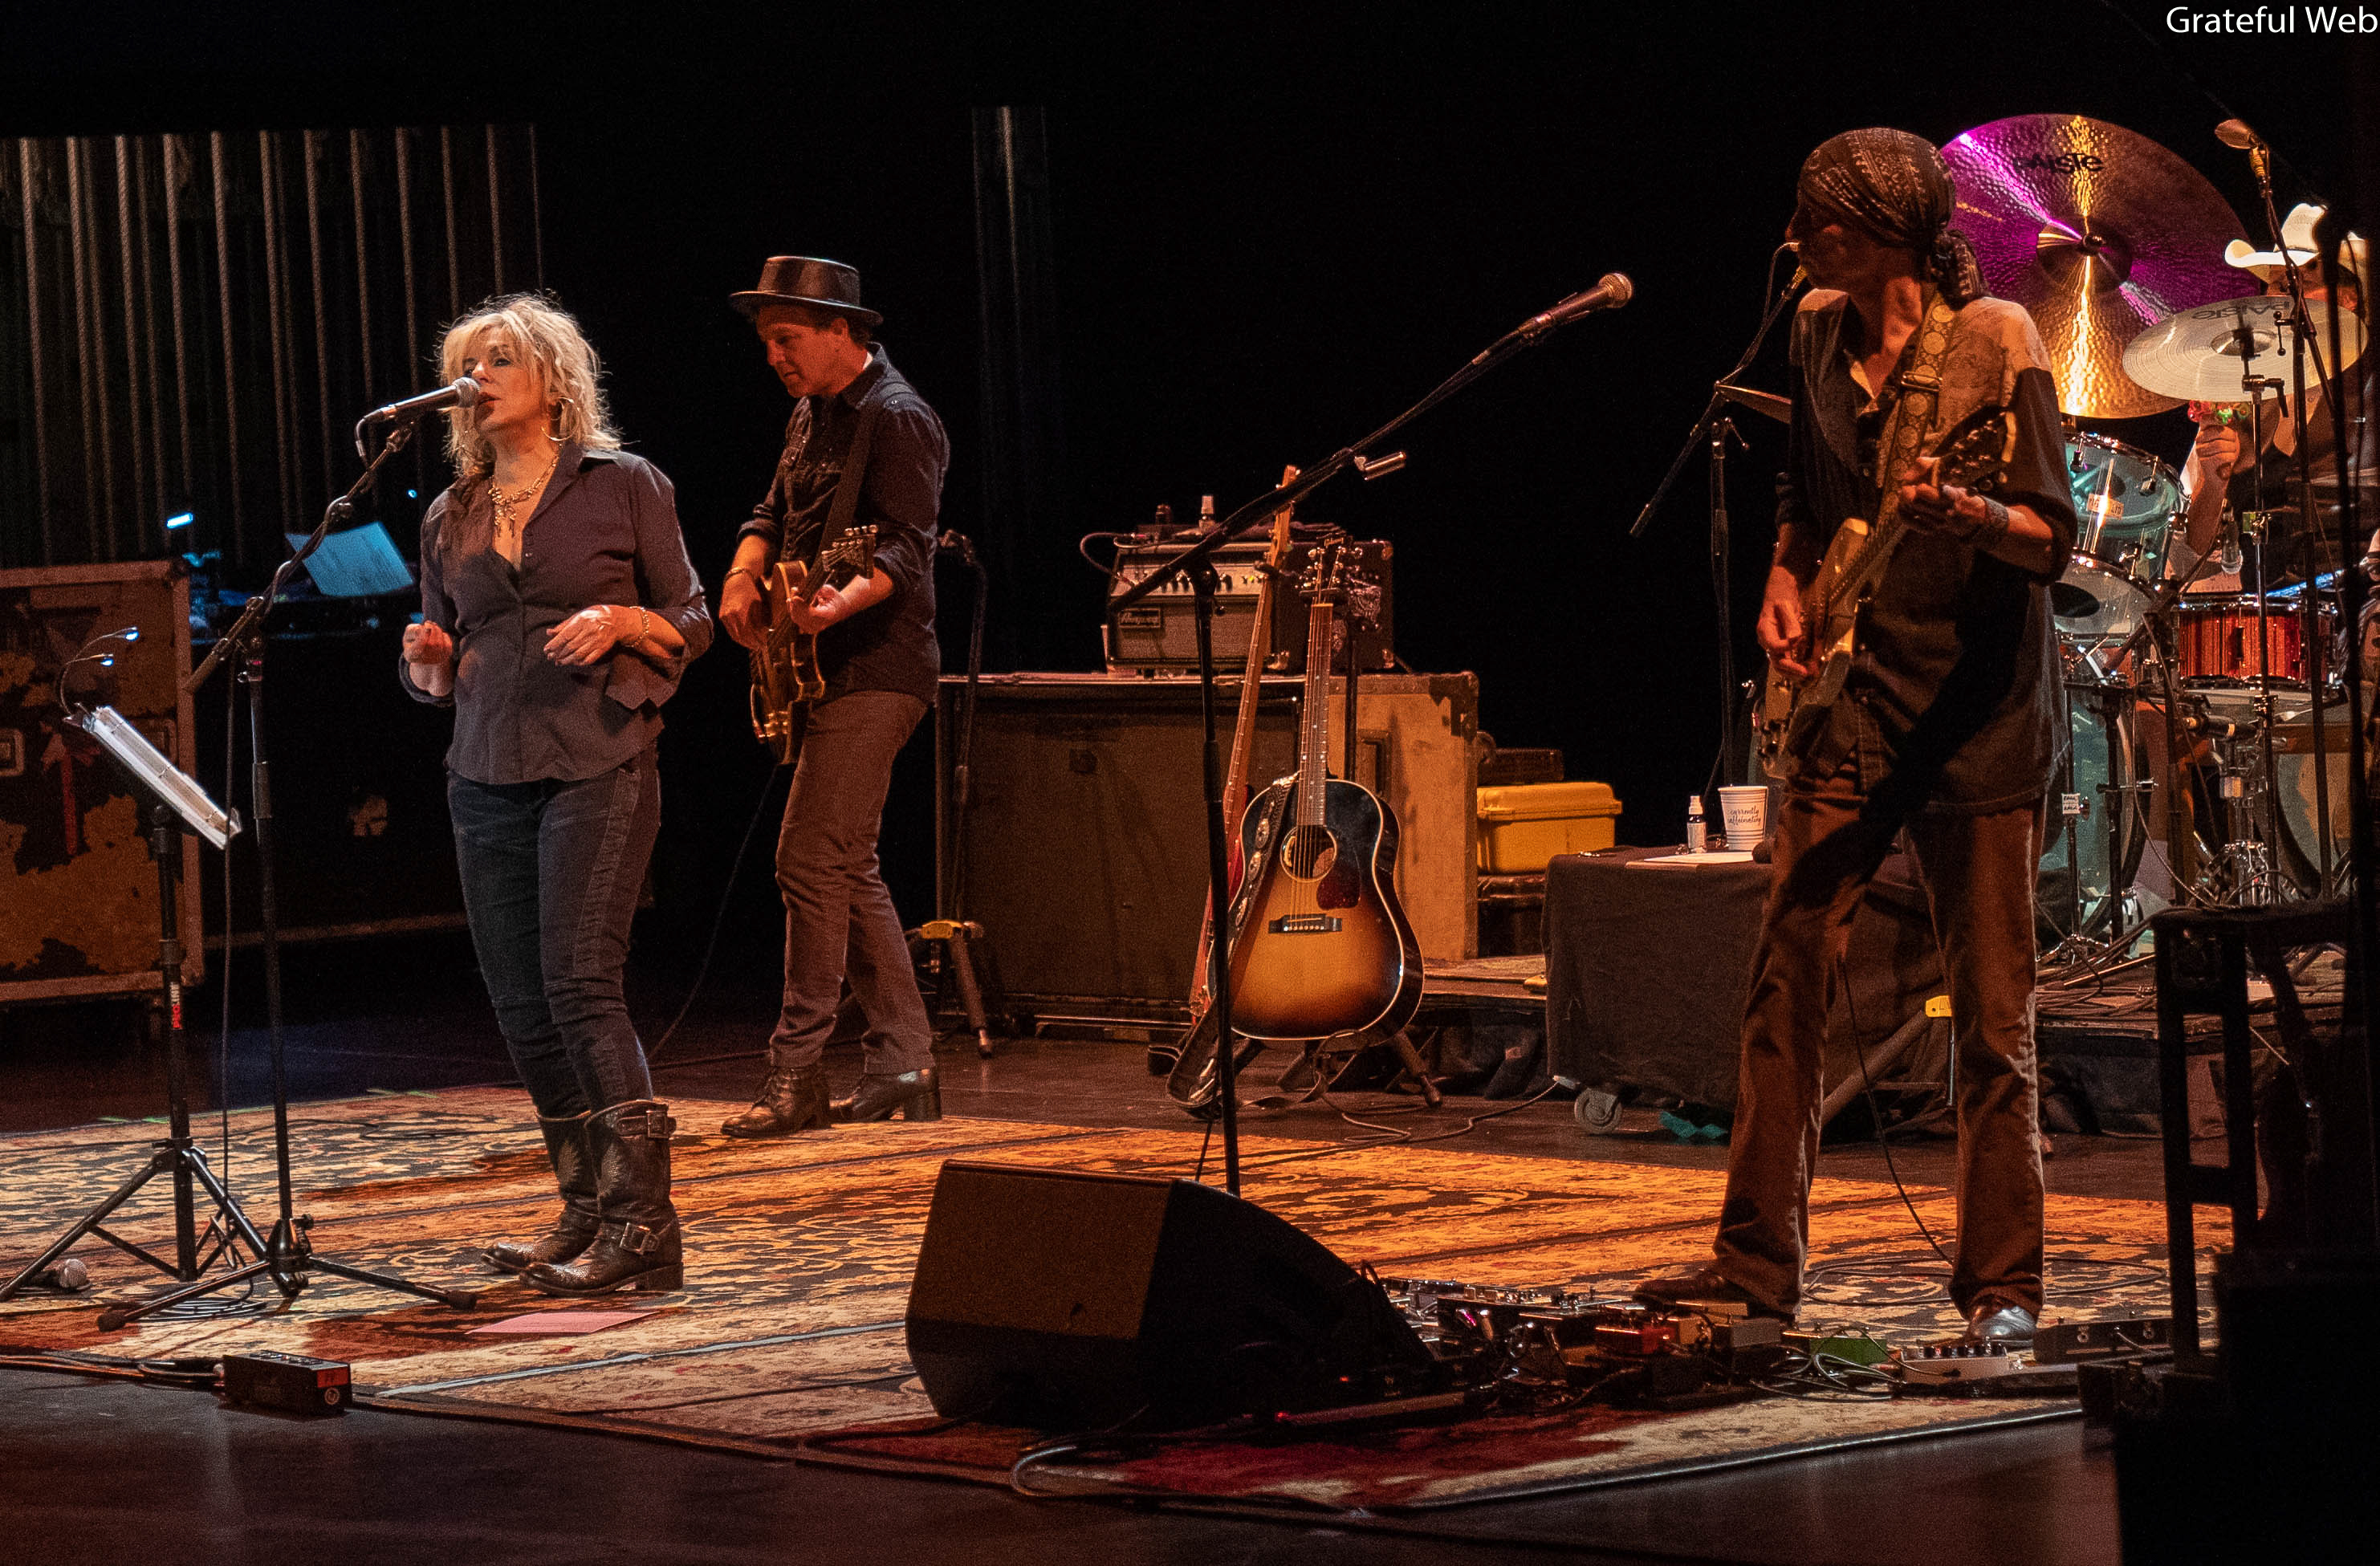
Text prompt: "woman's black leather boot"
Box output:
[[525, 1101, 682, 1294], [486, 1112, 598, 1274]]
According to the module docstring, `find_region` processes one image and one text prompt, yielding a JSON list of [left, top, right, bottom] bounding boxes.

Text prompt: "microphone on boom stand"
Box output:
[[1515, 272, 1634, 340], [352, 376, 481, 456]]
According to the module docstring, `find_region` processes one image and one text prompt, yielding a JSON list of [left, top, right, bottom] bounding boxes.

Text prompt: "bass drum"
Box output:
[[2038, 681, 2150, 942]]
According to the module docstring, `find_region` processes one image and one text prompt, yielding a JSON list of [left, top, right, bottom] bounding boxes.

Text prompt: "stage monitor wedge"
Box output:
[[905, 1161, 1443, 1432]]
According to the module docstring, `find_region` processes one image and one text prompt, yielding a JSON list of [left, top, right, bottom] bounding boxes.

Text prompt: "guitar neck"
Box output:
[[1220, 577, 1273, 815], [1296, 596, 1333, 824], [1815, 507, 1907, 619]]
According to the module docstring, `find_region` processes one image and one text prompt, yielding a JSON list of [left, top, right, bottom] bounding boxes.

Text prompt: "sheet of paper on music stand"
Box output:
[[283, 522, 414, 598]]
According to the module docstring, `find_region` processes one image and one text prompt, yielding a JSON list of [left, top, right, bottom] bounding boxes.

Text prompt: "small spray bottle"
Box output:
[[1685, 795, 1707, 854]]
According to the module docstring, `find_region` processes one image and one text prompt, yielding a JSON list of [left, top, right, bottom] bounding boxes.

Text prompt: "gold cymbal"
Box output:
[[1942, 114, 2258, 419]]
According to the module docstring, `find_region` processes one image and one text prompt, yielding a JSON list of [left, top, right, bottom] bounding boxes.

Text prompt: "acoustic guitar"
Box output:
[[748, 525, 877, 764], [1756, 404, 2014, 779], [1220, 540, 1422, 1043]]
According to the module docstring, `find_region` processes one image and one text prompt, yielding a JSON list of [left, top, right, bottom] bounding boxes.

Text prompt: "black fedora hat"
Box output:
[[729, 255, 883, 327]]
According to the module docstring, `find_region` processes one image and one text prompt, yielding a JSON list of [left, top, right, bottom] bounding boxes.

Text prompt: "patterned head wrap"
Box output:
[[1797, 128, 1987, 305]]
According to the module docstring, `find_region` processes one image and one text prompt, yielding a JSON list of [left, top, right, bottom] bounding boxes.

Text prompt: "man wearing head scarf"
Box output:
[[1638, 129, 2079, 1347]]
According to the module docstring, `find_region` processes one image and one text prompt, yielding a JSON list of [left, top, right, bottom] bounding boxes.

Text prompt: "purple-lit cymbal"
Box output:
[[1943, 115, 2257, 419]]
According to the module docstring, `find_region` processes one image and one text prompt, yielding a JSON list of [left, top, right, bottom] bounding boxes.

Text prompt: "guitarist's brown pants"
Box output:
[[1712, 759, 2047, 1318], [767, 689, 934, 1073]]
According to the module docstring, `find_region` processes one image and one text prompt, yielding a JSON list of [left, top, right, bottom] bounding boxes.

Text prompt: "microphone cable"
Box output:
[[643, 759, 789, 1064]]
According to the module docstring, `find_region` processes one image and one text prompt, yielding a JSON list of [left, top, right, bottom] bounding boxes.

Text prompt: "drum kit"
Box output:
[[1939, 116, 2373, 958]]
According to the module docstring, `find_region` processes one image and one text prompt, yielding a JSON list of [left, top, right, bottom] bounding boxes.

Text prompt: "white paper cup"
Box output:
[[1718, 786, 1768, 849]]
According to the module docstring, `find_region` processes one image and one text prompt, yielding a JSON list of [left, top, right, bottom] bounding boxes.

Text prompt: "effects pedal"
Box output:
[[1894, 1341, 2023, 1385], [221, 1351, 352, 1415], [2032, 1316, 2171, 1365]]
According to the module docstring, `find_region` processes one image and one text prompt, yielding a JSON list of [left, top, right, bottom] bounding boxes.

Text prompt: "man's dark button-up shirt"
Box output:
[[405, 445, 713, 784], [1778, 292, 2079, 813], [735, 347, 946, 707]]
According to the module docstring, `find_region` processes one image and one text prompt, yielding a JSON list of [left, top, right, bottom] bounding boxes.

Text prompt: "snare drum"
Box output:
[[2176, 594, 2334, 684], [2050, 433, 2185, 643]]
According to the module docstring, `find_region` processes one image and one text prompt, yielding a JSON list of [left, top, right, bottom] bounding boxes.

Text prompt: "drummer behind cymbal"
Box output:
[[2177, 203, 2370, 591]]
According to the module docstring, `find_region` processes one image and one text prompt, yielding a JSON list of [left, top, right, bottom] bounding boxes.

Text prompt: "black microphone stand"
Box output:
[[2227, 141, 2379, 1245], [1632, 248, 1805, 787], [117, 418, 479, 1329], [917, 531, 1000, 1060], [1113, 288, 1623, 1194]]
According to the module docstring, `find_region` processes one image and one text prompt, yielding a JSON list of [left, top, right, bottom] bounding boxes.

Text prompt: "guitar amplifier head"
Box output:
[[1103, 538, 1393, 676]]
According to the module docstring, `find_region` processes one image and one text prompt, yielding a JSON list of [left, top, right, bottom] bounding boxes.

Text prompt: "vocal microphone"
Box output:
[[352, 377, 482, 455], [1517, 273, 1633, 340], [2215, 118, 2272, 182], [32, 1257, 90, 1292]]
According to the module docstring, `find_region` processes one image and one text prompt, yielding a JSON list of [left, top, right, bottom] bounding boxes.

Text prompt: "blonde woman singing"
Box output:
[[400, 294, 712, 1294]]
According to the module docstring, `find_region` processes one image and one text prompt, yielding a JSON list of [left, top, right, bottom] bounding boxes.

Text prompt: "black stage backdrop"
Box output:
[[4, 3, 2367, 988]]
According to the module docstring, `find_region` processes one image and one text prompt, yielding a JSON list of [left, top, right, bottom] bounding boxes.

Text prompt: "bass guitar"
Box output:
[[748, 525, 877, 764], [1756, 404, 2014, 778]]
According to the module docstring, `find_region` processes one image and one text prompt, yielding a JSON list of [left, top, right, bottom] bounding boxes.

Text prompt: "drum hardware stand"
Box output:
[[1113, 273, 1629, 1190], [97, 420, 482, 1330], [0, 689, 271, 1310]]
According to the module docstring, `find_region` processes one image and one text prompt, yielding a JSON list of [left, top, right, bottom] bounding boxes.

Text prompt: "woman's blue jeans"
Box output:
[[448, 750, 661, 1117]]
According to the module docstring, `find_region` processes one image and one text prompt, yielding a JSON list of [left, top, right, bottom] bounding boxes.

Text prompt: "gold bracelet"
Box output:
[[622, 606, 651, 648], [726, 566, 762, 589]]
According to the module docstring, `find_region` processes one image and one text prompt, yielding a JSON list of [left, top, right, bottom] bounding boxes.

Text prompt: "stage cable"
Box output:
[[644, 759, 788, 1064], [1840, 953, 1955, 1267]]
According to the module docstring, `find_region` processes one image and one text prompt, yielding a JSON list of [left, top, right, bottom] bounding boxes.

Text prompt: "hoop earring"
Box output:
[[547, 397, 576, 445]]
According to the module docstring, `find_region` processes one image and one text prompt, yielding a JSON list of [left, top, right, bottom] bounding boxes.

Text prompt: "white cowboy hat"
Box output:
[[2226, 202, 2367, 287]]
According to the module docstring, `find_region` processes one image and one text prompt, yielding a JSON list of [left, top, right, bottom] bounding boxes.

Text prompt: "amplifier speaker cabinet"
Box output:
[[905, 1161, 1441, 1431], [1103, 537, 1393, 675], [935, 672, 1479, 1020], [0, 562, 204, 1005]]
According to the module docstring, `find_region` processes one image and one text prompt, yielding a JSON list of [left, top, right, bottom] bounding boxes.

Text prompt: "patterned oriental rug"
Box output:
[[0, 1088, 2212, 1509]]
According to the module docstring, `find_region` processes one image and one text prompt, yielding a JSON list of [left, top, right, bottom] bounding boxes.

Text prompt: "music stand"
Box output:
[[0, 701, 275, 1310], [92, 420, 479, 1330]]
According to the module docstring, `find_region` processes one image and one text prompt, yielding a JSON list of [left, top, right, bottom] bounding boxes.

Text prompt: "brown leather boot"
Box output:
[[525, 1101, 682, 1296], [720, 1062, 832, 1138], [831, 1066, 942, 1123], [486, 1112, 598, 1274]]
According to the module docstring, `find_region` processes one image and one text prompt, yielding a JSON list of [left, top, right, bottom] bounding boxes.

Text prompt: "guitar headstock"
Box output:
[[1296, 531, 1384, 626], [1299, 535, 1349, 604], [1926, 405, 2014, 494]]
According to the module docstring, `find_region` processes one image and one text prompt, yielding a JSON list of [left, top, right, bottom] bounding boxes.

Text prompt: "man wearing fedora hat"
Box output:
[[716, 256, 950, 1136]]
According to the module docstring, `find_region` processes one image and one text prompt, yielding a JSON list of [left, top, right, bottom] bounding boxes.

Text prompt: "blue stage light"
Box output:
[[164, 511, 195, 531]]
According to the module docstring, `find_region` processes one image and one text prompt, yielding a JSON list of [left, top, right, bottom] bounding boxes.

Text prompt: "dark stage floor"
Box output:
[[0, 933, 2149, 1565]]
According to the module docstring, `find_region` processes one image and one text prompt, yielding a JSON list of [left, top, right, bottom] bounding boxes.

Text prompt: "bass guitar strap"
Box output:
[[1866, 291, 1960, 537], [768, 376, 892, 571], [819, 383, 891, 567]]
